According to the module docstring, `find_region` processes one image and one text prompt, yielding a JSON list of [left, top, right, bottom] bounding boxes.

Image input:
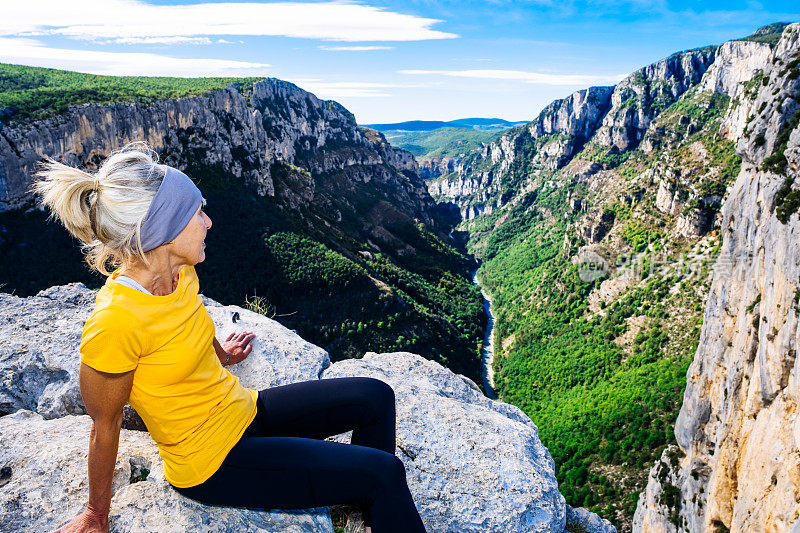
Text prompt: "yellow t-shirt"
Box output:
[[79, 265, 258, 488]]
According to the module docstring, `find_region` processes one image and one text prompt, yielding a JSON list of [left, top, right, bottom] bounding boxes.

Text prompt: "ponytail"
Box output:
[[30, 142, 165, 275], [32, 159, 98, 245]]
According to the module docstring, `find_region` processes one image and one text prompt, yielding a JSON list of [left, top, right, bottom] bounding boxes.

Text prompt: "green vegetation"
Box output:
[[659, 91, 730, 131], [765, 106, 800, 223], [578, 143, 629, 168], [646, 91, 741, 212], [669, 131, 741, 186], [774, 175, 800, 224], [746, 294, 761, 313], [331, 505, 362, 533], [0, 62, 264, 124], [736, 22, 790, 47], [763, 106, 800, 176], [741, 72, 765, 101], [463, 178, 706, 524], [622, 221, 665, 253], [378, 126, 502, 159], [451, 76, 739, 527], [265, 232, 370, 291]]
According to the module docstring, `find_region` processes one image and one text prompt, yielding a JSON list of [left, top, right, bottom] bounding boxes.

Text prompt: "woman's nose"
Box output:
[[203, 212, 212, 229]]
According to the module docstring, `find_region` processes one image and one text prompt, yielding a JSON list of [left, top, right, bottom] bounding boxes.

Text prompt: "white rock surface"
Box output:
[[0, 285, 577, 532], [566, 504, 617, 533], [697, 39, 775, 141], [0, 410, 333, 533], [0, 284, 95, 418], [204, 304, 331, 386], [0, 284, 329, 421], [322, 352, 566, 533], [697, 40, 773, 96]]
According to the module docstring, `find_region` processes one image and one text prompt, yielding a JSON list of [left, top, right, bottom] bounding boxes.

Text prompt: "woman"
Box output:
[[33, 142, 427, 533]]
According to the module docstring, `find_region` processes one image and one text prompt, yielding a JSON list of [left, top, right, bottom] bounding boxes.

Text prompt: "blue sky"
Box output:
[[1, 1, 798, 123]]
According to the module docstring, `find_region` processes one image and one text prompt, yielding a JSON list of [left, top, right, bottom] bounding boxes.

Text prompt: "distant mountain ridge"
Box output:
[[362, 118, 527, 173], [363, 118, 527, 132]]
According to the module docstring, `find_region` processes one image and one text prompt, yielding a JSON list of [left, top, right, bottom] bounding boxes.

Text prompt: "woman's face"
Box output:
[[171, 200, 212, 265]]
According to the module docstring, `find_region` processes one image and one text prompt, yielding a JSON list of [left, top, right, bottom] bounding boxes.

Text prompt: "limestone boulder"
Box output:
[[322, 352, 566, 533], [565, 504, 617, 533], [0, 284, 94, 419], [0, 410, 333, 532], [0, 284, 330, 424]]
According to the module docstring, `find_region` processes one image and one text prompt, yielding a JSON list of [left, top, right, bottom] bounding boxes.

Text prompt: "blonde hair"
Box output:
[[31, 141, 166, 275]]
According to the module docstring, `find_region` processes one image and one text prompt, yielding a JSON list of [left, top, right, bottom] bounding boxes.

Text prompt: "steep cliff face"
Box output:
[[529, 86, 616, 142], [593, 48, 717, 151], [418, 157, 458, 180], [0, 74, 485, 384], [0, 79, 433, 226], [420, 23, 792, 531], [425, 85, 614, 220], [429, 47, 716, 221], [419, 155, 485, 181], [484, 85, 615, 174], [634, 24, 800, 532]]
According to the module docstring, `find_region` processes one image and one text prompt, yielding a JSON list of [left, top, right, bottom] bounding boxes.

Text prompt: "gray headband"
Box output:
[[139, 166, 204, 252]]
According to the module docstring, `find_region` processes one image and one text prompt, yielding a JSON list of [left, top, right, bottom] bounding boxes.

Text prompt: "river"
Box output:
[[471, 269, 497, 400]]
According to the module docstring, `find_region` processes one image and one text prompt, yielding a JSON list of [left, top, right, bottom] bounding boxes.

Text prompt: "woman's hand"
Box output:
[[53, 506, 108, 533], [220, 331, 255, 365]]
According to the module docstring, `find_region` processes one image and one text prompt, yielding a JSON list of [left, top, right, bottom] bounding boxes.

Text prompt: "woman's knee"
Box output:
[[369, 453, 408, 491], [361, 377, 395, 410]]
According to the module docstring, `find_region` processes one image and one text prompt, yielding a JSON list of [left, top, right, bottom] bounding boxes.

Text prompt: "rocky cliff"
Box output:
[[593, 48, 716, 151], [419, 156, 460, 180], [633, 24, 800, 532], [426, 85, 615, 220], [422, 22, 797, 531], [0, 79, 432, 222], [427, 46, 717, 221], [0, 282, 619, 533], [0, 72, 485, 382]]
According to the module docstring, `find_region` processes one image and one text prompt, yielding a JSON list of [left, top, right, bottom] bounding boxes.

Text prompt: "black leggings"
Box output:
[[172, 377, 427, 533]]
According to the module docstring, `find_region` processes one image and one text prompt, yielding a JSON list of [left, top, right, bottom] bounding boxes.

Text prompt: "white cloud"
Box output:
[[285, 80, 431, 98], [105, 36, 215, 45], [399, 68, 625, 85], [289, 81, 395, 98], [318, 45, 395, 51], [4, 1, 457, 42], [0, 37, 270, 76]]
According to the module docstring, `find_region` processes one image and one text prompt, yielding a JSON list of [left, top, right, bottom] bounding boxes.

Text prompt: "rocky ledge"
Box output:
[[0, 283, 615, 532]]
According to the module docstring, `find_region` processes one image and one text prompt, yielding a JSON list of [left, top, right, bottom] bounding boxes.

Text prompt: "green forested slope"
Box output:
[[0, 62, 262, 124], [456, 83, 744, 528]]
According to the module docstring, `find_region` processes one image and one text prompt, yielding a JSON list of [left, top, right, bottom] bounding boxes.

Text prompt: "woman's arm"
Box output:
[[54, 364, 134, 533]]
